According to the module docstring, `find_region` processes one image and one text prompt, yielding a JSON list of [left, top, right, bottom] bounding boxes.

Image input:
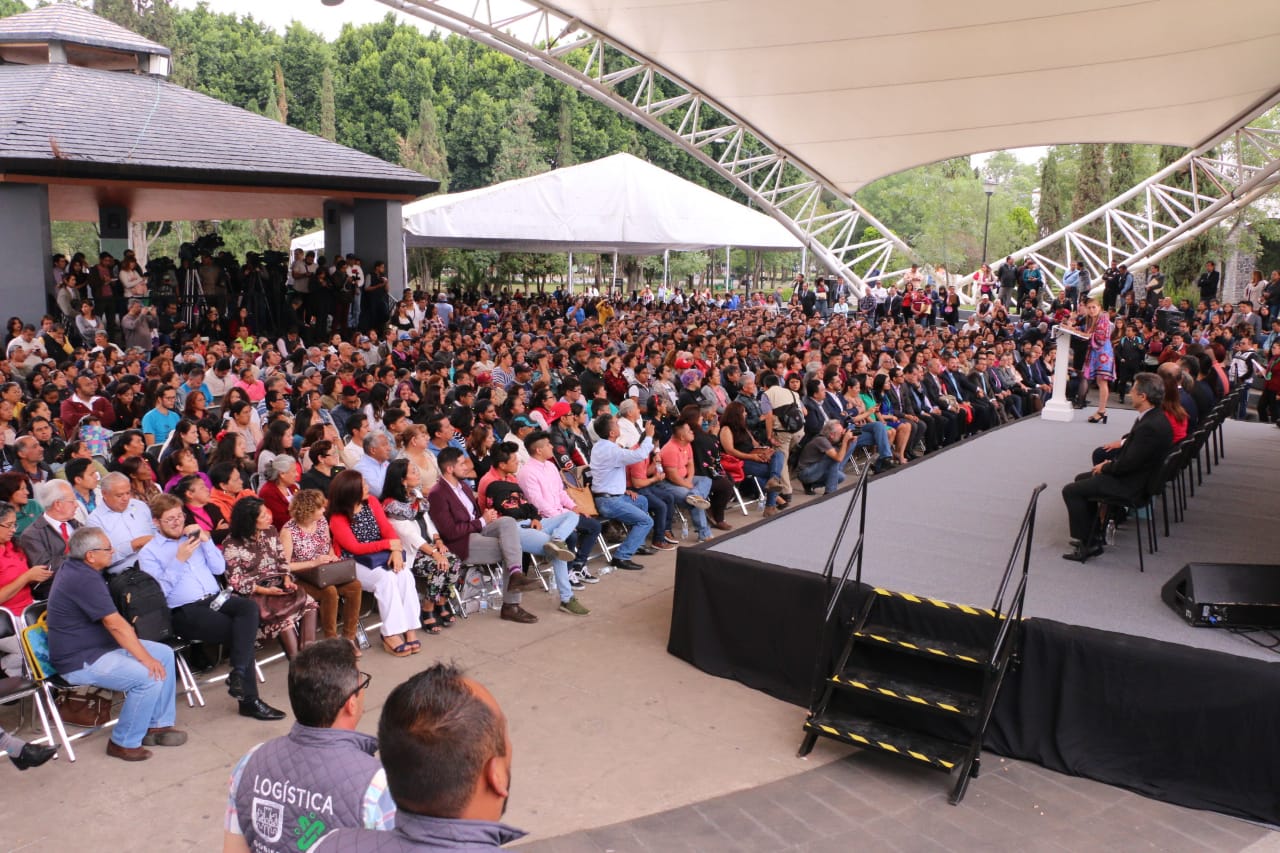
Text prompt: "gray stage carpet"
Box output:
[[710, 412, 1280, 662]]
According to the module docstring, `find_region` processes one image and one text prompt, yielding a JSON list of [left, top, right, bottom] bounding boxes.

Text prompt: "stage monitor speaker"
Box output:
[[1161, 563, 1280, 628]]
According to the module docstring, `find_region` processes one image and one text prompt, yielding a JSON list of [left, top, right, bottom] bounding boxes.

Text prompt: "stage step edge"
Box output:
[[873, 587, 1004, 619], [804, 713, 967, 771], [829, 667, 981, 717], [854, 626, 990, 668]]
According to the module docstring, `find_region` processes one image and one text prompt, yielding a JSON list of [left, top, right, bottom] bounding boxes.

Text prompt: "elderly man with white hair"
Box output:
[[354, 432, 393, 499], [19, 479, 81, 597], [85, 472, 155, 574]]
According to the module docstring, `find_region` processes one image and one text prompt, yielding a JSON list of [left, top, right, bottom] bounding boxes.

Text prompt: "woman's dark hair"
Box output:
[[228, 496, 266, 541], [171, 474, 203, 503], [0, 472, 32, 502], [260, 419, 293, 458], [208, 433, 243, 469], [158, 447, 194, 484], [118, 455, 151, 480], [111, 429, 144, 459], [208, 461, 240, 490], [326, 469, 366, 519], [382, 457, 412, 504]]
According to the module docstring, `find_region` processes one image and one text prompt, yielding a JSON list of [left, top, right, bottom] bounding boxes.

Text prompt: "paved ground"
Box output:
[[2, 455, 1276, 852], [521, 752, 1279, 853]]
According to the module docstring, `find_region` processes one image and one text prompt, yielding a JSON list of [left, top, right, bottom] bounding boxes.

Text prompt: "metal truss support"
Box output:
[[958, 98, 1280, 303], [374, 0, 921, 293]]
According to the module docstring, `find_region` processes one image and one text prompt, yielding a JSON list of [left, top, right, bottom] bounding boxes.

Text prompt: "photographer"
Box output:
[[120, 299, 158, 352]]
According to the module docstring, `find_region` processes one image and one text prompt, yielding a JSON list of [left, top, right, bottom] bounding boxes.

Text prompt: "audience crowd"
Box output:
[[0, 248, 1271, 777]]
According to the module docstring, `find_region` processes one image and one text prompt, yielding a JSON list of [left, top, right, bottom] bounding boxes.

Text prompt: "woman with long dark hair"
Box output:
[[719, 401, 785, 516], [326, 469, 419, 657], [224, 497, 317, 660], [382, 458, 461, 632], [172, 473, 230, 545]]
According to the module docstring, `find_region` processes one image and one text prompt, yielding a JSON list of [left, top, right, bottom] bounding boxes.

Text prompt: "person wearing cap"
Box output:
[[506, 416, 537, 468]]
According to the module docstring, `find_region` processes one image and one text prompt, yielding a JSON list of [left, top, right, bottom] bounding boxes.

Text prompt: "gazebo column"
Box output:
[[354, 199, 404, 299], [0, 184, 56, 322], [323, 201, 354, 263]]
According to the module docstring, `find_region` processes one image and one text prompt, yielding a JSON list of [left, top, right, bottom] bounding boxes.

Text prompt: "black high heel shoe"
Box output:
[[1087, 411, 1108, 424]]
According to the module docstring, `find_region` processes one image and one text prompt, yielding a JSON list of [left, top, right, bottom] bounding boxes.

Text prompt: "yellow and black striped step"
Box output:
[[873, 587, 1004, 619], [854, 625, 989, 668], [804, 713, 967, 772], [829, 667, 980, 717]]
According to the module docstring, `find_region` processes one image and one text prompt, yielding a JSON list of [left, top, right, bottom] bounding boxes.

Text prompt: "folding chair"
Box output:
[[0, 608, 62, 761], [452, 562, 505, 617], [19, 603, 80, 761], [165, 638, 206, 708]]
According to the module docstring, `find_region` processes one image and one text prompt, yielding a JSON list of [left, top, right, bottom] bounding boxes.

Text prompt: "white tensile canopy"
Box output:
[[544, 0, 1280, 192], [292, 153, 802, 255]]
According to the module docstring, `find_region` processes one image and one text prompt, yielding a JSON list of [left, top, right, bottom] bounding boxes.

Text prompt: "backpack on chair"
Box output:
[[108, 566, 173, 642]]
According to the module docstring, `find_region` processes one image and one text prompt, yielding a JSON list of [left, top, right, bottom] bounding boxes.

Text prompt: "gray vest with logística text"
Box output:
[[234, 723, 388, 853]]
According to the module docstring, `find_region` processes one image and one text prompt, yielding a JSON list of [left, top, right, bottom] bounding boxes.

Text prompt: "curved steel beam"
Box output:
[[956, 97, 1280, 304], [372, 0, 922, 293]]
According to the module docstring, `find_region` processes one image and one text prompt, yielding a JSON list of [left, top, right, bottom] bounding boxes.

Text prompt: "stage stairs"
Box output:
[[798, 484, 1046, 804]]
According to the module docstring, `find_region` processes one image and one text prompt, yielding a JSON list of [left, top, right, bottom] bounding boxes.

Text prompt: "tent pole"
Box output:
[[801, 245, 807, 280], [725, 246, 730, 291], [612, 251, 618, 296], [568, 252, 573, 295], [663, 249, 669, 288]]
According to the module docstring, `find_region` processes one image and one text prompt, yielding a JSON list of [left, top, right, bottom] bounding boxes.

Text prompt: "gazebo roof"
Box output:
[[0, 62, 437, 219], [0, 3, 170, 57]]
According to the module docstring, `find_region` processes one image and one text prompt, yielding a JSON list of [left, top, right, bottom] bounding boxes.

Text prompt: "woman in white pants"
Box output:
[[326, 470, 420, 657]]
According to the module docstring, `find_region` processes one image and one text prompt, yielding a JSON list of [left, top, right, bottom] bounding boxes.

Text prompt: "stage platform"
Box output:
[[669, 412, 1280, 824]]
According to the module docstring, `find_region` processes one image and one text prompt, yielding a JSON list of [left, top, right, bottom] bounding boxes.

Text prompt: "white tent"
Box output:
[[292, 153, 802, 255]]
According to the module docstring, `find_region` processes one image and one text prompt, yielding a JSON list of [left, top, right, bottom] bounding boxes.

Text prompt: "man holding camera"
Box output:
[[139, 494, 284, 721], [121, 299, 158, 352]]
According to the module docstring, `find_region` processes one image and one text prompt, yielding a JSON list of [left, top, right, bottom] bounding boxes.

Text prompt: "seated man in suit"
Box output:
[[20, 479, 81, 599], [1061, 372, 1173, 563], [428, 447, 539, 625]]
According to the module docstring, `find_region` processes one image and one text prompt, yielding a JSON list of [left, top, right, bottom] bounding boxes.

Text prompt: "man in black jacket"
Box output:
[[1061, 372, 1173, 562]]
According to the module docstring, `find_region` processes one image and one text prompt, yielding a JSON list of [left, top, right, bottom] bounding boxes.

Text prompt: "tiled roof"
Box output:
[[0, 63, 438, 196], [0, 3, 170, 57]]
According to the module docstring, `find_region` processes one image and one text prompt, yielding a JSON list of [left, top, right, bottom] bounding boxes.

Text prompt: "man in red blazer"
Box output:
[[428, 447, 538, 624]]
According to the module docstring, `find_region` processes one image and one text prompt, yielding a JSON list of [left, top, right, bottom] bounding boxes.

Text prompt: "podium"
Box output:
[[1041, 326, 1080, 422]]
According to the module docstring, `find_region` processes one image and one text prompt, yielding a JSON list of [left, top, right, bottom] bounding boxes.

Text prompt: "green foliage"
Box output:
[[0, 0, 28, 19], [398, 92, 450, 190], [1107, 144, 1137, 212], [1071, 144, 1108, 241], [1036, 150, 1065, 238]]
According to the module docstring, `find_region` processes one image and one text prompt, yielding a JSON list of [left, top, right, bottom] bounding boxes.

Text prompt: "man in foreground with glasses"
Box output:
[[47, 527, 186, 761], [224, 638, 395, 853]]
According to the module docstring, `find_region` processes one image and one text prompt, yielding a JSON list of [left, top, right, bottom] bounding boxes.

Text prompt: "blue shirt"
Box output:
[[86, 498, 155, 572], [353, 455, 389, 500], [46, 557, 117, 672], [138, 534, 225, 608], [141, 406, 180, 445]]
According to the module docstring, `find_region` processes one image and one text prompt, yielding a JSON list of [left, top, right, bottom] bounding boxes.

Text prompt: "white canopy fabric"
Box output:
[[292, 153, 802, 254], [546, 0, 1280, 193]]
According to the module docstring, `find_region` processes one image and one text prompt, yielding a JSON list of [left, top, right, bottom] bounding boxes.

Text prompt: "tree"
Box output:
[[398, 92, 450, 190], [1071, 144, 1108, 242], [0, 0, 29, 19], [319, 66, 337, 142], [490, 88, 549, 183], [279, 21, 331, 135], [1107, 143, 1137, 212], [1036, 150, 1066, 238]]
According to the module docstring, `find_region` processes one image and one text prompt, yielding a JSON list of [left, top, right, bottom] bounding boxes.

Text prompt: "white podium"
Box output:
[[1041, 326, 1078, 422]]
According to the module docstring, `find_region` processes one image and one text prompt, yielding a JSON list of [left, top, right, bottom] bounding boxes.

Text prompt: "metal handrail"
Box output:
[[988, 484, 1044, 666], [820, 461, 872, 589]]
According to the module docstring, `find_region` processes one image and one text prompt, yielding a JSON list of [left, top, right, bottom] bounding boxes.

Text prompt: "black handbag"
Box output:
[[352, 551, 391, 569]]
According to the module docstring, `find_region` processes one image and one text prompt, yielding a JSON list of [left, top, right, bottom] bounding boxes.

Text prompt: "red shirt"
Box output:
[[0, 540, 35, 614]]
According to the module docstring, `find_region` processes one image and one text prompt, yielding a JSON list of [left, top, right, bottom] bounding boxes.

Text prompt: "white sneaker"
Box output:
[[577, 566, 601, 584], [684, 494, 712, 510]]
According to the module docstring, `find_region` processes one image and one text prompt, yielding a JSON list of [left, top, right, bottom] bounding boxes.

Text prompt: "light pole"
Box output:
[[981, 179, 997, 264]]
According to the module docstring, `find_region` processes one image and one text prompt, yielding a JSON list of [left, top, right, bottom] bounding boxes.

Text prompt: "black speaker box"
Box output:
[[1161, 563, 1280, 628]]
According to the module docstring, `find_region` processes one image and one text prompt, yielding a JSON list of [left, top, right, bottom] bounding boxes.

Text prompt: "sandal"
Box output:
[[381, 637, 412, 658], [438, 601, 455, 627], [405, 639, 422, 654], [420, 613, 442, 635]]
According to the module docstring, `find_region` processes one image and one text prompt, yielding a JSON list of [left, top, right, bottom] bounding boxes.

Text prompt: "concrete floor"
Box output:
[[2, 484, 1276, 852]]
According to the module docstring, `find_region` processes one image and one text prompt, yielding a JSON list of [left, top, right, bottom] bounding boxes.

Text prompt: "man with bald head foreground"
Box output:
[[314, 664, 525, 850]]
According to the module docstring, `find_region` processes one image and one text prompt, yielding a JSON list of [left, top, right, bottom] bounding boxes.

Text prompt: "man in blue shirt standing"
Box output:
[[139, 493, 284, 721], [48, 526, 187, 762]]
